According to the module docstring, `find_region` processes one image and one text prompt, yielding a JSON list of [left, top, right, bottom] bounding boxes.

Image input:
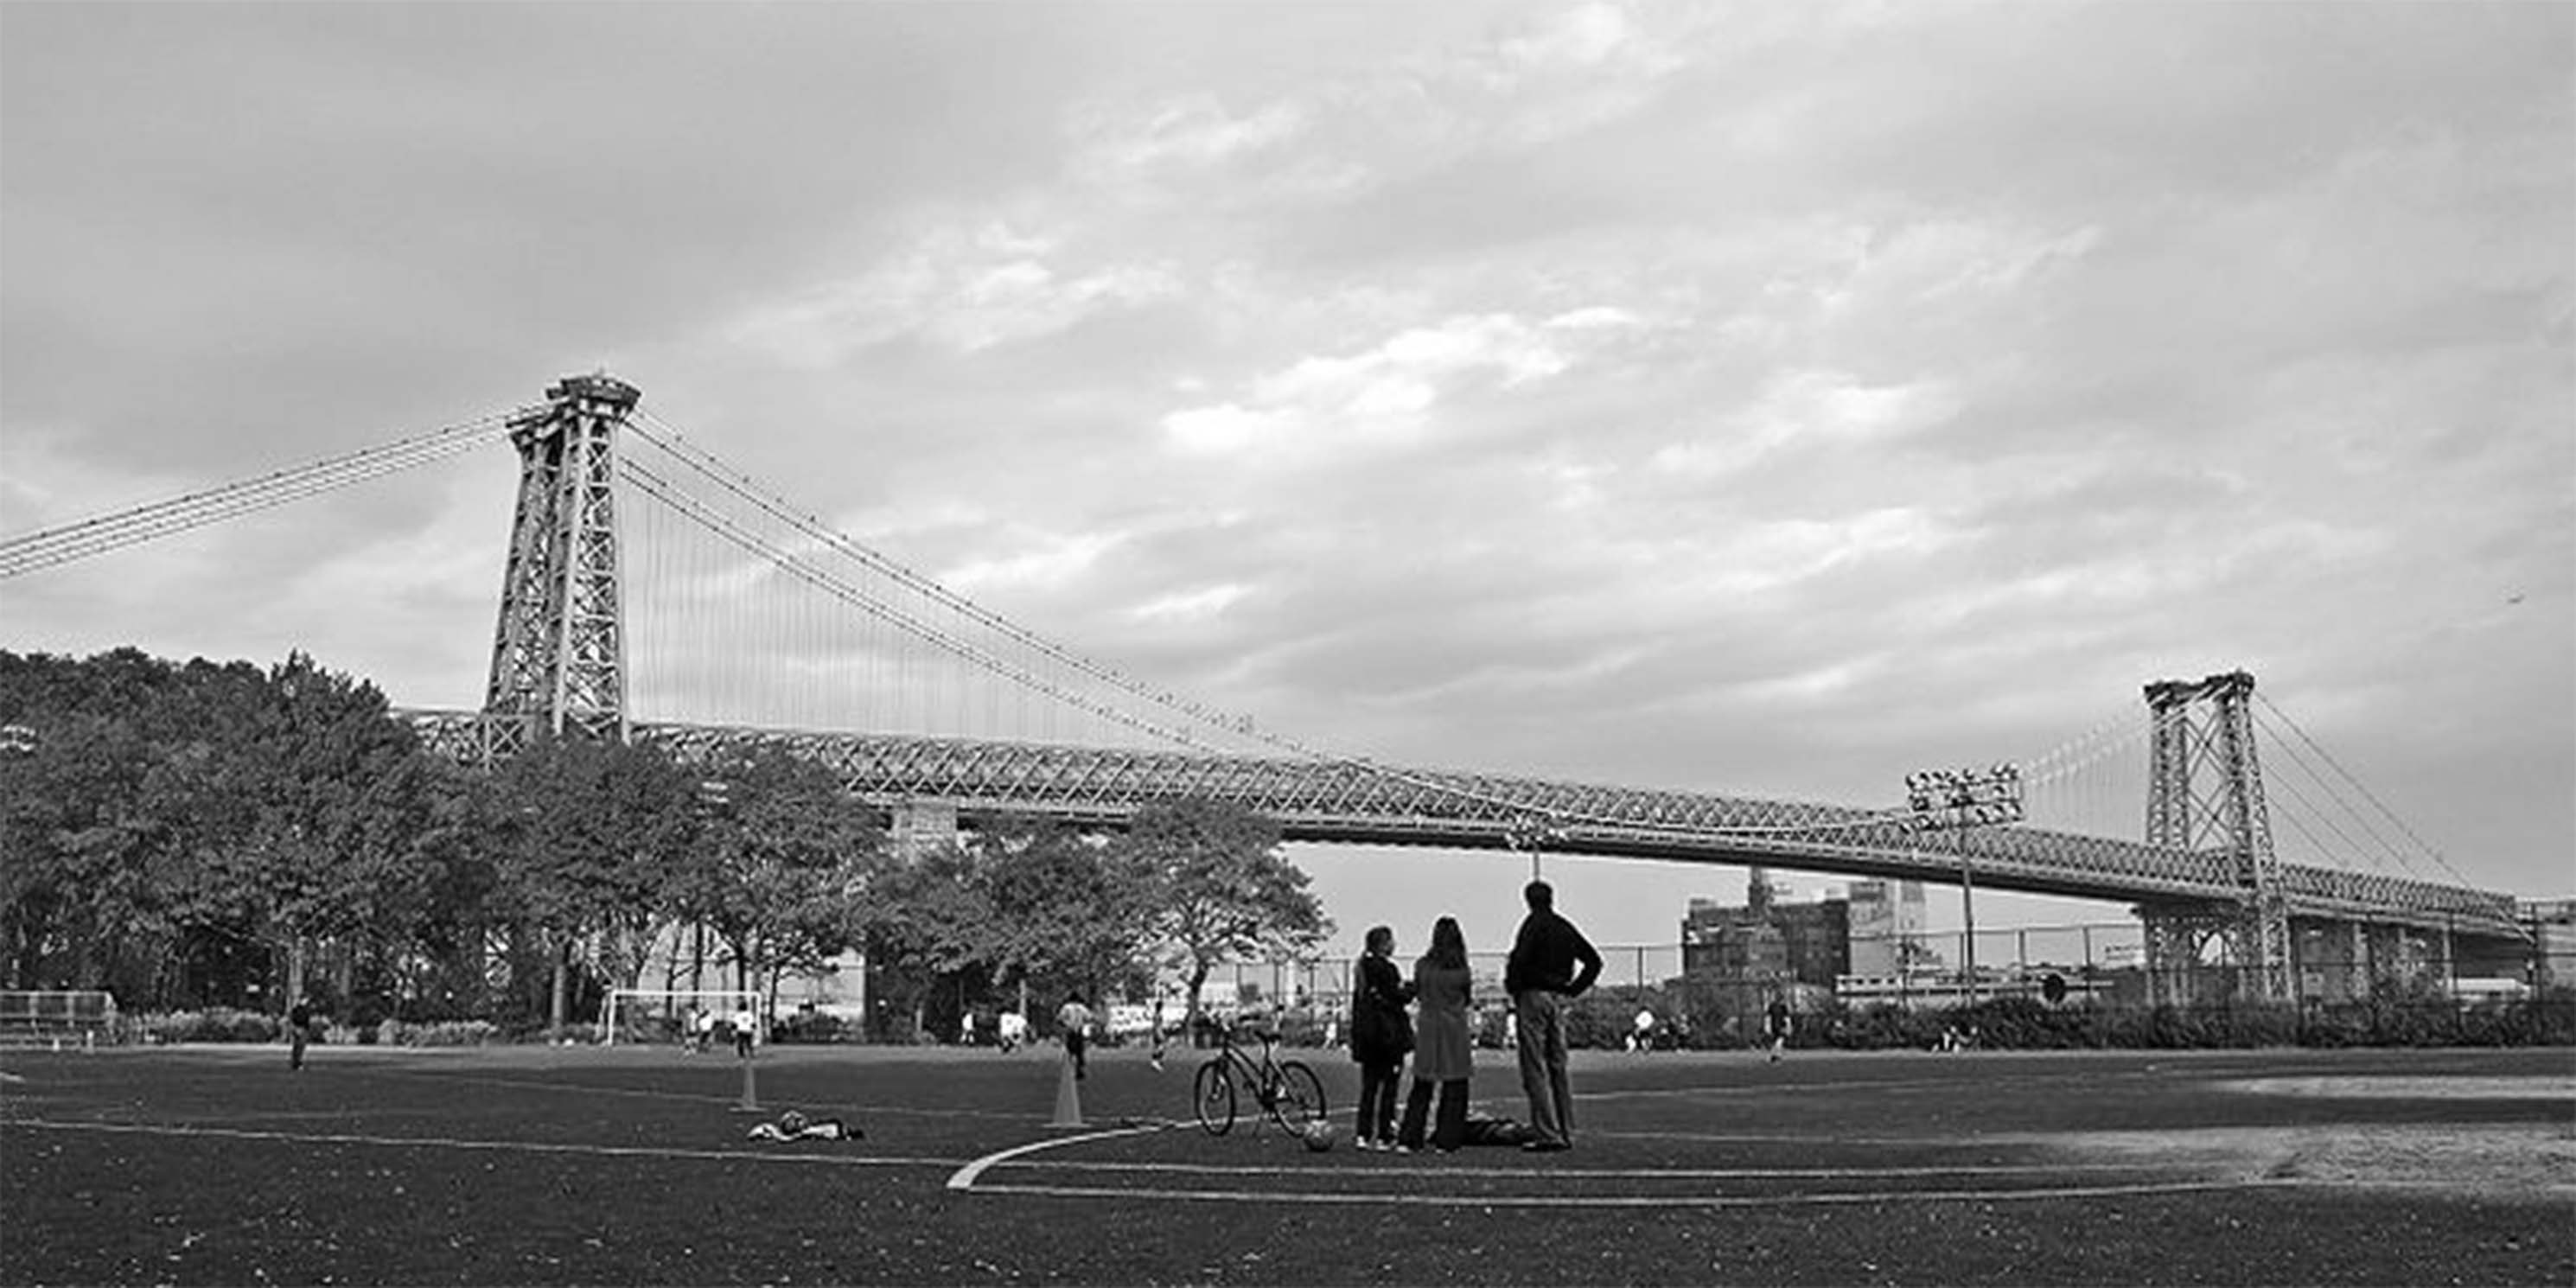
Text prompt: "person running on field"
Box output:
[[1348, 924, 1415, 1151], [1504, 879, 1600, 1153], [1396, 915, 1476, 1154]]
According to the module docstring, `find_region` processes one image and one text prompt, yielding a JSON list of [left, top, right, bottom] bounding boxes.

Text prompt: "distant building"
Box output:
[[2521, 898, 2576, 991], [1845, 878, 1929, 977], [1680, 868, 1856, 990]]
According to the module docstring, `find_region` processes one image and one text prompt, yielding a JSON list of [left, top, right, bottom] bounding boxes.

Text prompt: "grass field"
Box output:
[[4, 1040, 2571, 1286]]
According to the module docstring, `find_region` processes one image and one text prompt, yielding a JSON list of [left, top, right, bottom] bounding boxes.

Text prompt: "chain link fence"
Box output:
[[1202, 920, 2575, 1051]]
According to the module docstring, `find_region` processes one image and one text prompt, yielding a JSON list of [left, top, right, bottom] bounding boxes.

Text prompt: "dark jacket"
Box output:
[[1349, 953, 1415, 1065], [1504, 909, 1603, 998]]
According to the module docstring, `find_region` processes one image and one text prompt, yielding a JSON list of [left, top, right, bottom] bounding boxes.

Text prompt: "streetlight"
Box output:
[[1903, 763, 2024, 1007]]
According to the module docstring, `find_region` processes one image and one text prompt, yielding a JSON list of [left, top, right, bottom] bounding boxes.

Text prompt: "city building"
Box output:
[[1679, 868, 1860, 990], [1846, 877, 1929, 976]]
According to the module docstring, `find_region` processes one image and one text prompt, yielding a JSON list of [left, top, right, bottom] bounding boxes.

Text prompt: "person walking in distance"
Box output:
[[1396, 916, 1476, 1154], [1057, 992, 1094, 1081], [1764, 992, 1792, 1062], [1348, 925, 1415, 1151], [1504, 879, 1601, 1153], [287, 998, 316, 1071], [731, 1003, 756, 1059]]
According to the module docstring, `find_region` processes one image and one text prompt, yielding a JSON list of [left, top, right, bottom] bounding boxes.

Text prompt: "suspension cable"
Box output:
[[0, 411, 523, 579], [622, 420, 1927, 840], [2254, 692, 2483, 891]]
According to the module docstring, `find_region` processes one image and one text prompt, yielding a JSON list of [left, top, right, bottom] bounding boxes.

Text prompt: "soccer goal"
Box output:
[[600, 988, 762, 1046]]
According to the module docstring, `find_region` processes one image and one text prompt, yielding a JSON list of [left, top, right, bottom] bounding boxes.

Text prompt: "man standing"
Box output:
[[287, 998, 316, 1071], [1504, 879, 1601, 1152]]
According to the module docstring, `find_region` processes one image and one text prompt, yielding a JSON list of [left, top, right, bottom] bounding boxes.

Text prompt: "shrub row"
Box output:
[[131, 1010, 497, 1048], [115, 995, 2573, 1051]]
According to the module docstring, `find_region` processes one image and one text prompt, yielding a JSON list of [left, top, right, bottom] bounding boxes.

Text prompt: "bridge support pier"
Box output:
[[889, 800, 960, 860], [2140, 906, 2235, 1007]]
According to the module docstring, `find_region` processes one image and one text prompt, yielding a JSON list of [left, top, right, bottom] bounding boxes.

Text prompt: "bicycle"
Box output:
[[1192, 1018, 1327, 1137]]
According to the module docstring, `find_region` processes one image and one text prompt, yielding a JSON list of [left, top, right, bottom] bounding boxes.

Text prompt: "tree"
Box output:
[[975, 816, 1157, 1028], [863, 837, 998, 1040], [687, 744, 883, 1016], [488, 733, 700, 1036], [1116, 797, 1330, 1037]]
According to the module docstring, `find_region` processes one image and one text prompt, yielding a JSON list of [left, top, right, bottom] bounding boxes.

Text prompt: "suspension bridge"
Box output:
[[0, 373, 2527, 1002]]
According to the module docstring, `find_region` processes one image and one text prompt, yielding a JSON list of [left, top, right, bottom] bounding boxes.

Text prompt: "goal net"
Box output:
[[600, 988, 762, 1046]]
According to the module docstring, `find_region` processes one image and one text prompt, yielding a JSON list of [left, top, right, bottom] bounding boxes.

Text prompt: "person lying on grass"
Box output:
[[745, 1110, 862, 1141]]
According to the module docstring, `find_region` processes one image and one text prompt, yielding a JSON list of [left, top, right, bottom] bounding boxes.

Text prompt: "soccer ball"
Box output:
[[1302, 1120, 1337, 1152]]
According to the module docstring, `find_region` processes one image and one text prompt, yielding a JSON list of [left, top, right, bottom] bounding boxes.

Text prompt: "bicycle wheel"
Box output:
[[1193, 1060, 1238, 1136], [1271, 1060, 1326, 1132]]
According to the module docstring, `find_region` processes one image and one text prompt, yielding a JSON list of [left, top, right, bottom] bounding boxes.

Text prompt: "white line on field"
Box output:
[[2, 1117, 958, 1169], [946, 1124, 1162, 1191], [954, 1177, 2305, 1208]]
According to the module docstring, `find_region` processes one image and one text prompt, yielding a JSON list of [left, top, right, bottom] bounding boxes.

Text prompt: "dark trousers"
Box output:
[[1355, 1058, 1403, 1142], [1397, 1076, 1469, 1151]]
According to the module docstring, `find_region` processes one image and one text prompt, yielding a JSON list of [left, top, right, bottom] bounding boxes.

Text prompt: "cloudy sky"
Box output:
[[4, 2, 2569, 957]]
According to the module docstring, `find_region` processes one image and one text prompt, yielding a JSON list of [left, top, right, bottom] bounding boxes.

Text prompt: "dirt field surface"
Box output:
[[4, 1042, 2570, 1285]]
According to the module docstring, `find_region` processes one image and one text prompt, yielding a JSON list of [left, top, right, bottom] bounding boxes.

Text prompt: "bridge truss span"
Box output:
[[399, 709, 2520, 937]]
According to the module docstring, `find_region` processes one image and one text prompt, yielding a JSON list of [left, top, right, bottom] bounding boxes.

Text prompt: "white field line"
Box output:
[[3, 1118, 957, 1169]]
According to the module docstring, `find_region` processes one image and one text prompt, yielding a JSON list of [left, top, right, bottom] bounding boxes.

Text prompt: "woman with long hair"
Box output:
[[1396, 915, 1475, 1153], [1348, 924, 1414, 1150]]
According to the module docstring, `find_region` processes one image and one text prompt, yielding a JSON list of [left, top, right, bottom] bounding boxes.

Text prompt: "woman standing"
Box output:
[[1396, 916, 1475, 1154], [1348, 924, 1414, 1151]]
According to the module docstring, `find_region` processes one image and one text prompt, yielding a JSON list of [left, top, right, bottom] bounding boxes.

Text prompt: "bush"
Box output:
[[378, 1019, 496, 1047], [770, 1012, 852, 1044], [139, 1008, 282, 1044]]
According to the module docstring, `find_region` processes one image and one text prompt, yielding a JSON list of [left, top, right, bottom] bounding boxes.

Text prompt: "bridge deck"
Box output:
[[401, 711, 2521, 936]]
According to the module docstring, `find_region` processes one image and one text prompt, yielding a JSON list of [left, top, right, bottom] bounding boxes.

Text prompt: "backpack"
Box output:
[[1460, 1113, 1532, 1147]]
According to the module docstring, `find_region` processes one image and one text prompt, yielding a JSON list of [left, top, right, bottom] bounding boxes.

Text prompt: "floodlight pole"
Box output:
[[1508, 818, 1569, 883], [1904, 765, 2024, 1010], [1957, 822, 1976, 1006]]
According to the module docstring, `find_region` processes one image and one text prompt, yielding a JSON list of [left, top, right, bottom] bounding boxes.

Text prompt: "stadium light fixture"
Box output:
[[1903, 764, 2024, 1006]]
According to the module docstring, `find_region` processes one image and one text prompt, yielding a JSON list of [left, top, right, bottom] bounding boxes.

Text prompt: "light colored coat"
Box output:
[[1410, 959, 1475, 1082]]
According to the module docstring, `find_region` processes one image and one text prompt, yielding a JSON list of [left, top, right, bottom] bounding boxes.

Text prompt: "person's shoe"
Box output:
[[1355, 1137, 1376, 1151], [1521, 1139, 1570, 1152], [1392, 1144, 1412, 1155]]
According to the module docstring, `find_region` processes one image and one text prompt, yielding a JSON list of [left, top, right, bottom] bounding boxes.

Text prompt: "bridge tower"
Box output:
[[2138, 670, 2290, 1004], [481, 373, 641, 751]]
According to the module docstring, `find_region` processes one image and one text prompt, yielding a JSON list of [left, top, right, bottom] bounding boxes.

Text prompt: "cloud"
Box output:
[[726, 221, 1183, 365], [1650, 369, 1963, 477], [1129, 583, 1250, 625], [1069, 92, 1308, 179], [1158, 311, 1643, 462]]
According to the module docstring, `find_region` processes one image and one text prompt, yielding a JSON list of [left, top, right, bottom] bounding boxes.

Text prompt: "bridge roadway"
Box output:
[[404, 711, 2520, 937]]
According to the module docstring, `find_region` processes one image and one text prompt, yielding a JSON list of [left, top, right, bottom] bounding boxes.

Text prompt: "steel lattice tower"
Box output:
[[481, 373, 641, 749], [2141, 670, 2289, 1001]]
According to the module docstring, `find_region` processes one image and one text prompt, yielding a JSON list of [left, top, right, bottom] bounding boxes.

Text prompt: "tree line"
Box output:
[[0, 647, 1329, 1037]]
